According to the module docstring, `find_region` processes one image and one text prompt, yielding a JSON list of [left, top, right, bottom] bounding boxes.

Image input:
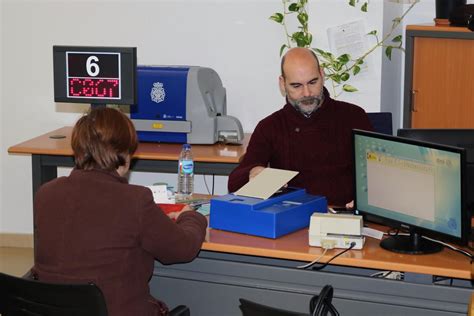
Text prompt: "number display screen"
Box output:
[[67, 52, 121, 99], [53, 46, 136, 105]]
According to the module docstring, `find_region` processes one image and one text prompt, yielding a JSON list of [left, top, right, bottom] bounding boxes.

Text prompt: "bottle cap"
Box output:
[[183, 143, 191, 150]]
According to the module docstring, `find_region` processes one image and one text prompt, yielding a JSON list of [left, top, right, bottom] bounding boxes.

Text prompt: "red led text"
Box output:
[[68, 78, 119, 98]]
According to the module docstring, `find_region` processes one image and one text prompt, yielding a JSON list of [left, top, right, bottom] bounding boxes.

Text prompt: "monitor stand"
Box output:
[[380, 231, 443, 255]]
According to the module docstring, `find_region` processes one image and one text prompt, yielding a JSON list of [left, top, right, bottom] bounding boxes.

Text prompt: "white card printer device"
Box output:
[[309, 213, 365, 249]]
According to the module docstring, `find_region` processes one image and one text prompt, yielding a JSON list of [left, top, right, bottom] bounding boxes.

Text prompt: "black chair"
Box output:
[[0, 272, 108, 316], [239, 285, 338, 316], [0, 272, 190, 316], [367, 112, 393, 135]]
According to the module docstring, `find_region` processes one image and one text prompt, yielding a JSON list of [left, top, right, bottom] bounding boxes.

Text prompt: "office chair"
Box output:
[[239, 285, 338, 316], [367, 112, 393, 135], [0, 272, 108, 316], [0, 272, 190, 316], [239, 298, 308, 316]]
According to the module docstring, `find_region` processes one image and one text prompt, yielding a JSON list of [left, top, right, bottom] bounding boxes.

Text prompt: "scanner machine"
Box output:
[[210, 188, 328, 239], [130, 66, 243, 144]]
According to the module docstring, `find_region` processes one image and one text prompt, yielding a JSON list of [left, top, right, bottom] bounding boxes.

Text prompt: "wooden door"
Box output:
[[411, 37, 474, 128]]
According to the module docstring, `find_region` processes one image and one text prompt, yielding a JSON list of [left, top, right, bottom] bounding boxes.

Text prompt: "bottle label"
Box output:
[[180, 160, 194, 175]]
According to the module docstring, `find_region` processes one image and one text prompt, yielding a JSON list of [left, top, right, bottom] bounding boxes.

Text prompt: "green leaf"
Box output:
[[279, 44, 288, 56], [292, 32, 308, 47], [343, 84, 358, 92], [353, 65, 361, 76], [392, 35, 402, 43], [337, 54, 350, 64], [349, 0, 356, 7], [330, 74, 342, 84], [367, 30, 377, 36], [269, 13, 284, 24], [288, 3, 299, 12], [306, 33, 313, 46], [385, 46, 393, 60], [361, 2, 368, 12], [297, 12, 308, 25], [341, 72, 350, 81], [334, 62, 343, 71]]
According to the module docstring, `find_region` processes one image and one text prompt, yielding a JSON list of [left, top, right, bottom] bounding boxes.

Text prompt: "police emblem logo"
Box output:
[[150, 82, 165, 103]]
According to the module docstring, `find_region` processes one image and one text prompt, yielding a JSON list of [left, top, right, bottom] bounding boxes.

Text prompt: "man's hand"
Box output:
[[249, 166, 266, 180], [167, 205, 195, 220], [346, 200, 354, 210]]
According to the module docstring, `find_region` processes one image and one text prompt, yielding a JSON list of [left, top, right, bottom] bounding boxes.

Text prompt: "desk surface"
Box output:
[[8, 126, 250, 163], [203, 225, 472, 280]]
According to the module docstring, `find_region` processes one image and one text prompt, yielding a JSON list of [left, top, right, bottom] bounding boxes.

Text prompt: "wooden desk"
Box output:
[[10, 127, 473, 314], [8, 126, 249, 197], [151, 226, 473, 315]]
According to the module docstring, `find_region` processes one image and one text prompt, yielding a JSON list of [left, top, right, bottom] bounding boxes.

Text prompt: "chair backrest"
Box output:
[[239, 284, 339, 316], [239, 298, 308, 316], [0, 272, 108, 316], [367, 112, 393, 135]]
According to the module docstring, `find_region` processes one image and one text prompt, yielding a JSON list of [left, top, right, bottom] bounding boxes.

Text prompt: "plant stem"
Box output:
[[282, 0, 292, 48], [346, 0, 418, 73]]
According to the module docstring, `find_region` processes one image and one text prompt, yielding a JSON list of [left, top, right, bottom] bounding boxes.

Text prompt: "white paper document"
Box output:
[[234, 168, 299, 200]]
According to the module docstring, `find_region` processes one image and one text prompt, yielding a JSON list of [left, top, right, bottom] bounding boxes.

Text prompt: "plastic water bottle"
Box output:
[[177, 144, 194, 200]]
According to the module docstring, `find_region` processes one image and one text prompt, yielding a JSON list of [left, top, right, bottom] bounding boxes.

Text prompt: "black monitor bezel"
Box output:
[[53, 45, 137, 105], [353, 129, 470, 247]]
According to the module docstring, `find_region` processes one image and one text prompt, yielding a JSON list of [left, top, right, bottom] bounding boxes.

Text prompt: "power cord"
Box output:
[[297, 242, 356, 270], [387, 229, 473, 259], [202, 174, 216, 195], [312, 242, 356, 271], [297, 249, 328, 269]]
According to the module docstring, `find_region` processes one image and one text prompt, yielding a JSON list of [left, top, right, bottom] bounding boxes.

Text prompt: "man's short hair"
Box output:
[[280, 48, 320, 78], [72, 107, 138, 171]]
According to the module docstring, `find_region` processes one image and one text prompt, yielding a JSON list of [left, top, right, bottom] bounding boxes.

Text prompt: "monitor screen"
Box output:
[[397, 128, 474, 215], [53, 46, 137, 105], [353, 129, 470, 254]]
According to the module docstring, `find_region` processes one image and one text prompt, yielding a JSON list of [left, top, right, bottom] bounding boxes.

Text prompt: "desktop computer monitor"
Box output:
[[397, 128, 474, 216], [353, 129, 470, 254]]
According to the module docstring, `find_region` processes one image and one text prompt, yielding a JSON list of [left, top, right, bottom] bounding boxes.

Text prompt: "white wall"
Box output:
[[1, 0, 436, 234]]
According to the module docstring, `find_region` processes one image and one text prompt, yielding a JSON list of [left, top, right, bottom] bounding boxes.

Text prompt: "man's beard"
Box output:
[[288, 86, 325, 117]]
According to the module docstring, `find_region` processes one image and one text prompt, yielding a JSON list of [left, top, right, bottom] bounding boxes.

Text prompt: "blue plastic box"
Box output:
[[209, 188, 327, 238]]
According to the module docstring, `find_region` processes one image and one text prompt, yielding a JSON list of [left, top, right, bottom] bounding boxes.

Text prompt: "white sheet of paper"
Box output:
[[235, 168, 299, 200], [327, 19, 372, 76], [146, 184, 174, 203]]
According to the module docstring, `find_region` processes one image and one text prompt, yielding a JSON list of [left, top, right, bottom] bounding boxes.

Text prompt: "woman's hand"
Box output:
[[167, 205, 195, 220]]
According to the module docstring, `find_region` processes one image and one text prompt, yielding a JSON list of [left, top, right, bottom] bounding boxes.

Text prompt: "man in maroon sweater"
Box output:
[[228, 47, 372, 207]]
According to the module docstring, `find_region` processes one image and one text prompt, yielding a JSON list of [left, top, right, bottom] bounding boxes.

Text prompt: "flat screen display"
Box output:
[[353, 129, 469, 254], [53, 46, 136, 105]]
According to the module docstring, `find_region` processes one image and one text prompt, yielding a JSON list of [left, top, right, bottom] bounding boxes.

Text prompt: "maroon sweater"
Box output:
[[32, 169, 207, 316], [228, 89, 372, 205]]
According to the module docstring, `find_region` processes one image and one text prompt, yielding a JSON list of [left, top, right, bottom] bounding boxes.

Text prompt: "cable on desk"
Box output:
[[312, 242, 356, 271], [202, 174, 216, 196], [211, 175, 215, 195], [387, 229, 473, 259], [303, 242, 356, 271], [421, 236, 473, 259], [297, 248, 328, 269], [203, 175, 211, 195]]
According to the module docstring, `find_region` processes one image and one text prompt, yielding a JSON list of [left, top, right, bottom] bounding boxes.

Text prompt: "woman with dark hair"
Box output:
[[31, 107, 207, 316]]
